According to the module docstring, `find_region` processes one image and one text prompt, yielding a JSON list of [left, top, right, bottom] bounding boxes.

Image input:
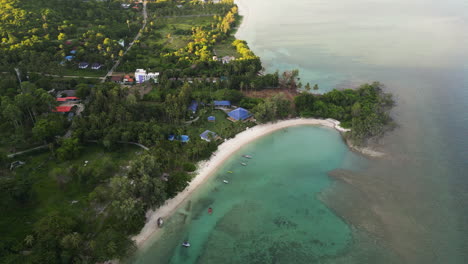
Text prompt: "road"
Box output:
[[103, 0, 148, 82]]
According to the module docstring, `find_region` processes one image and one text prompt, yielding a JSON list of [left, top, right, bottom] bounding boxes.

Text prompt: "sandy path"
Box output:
[[132, 118, 353, 247]]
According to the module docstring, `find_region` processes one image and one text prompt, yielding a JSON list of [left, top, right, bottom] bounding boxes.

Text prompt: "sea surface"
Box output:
[[133, 0, 468, 263]]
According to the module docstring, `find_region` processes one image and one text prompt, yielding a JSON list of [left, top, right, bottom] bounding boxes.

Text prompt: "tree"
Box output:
[[32, 116, 64, 143], [57, 33, 66, 41], [56, 137, 82, 161], [305, 82, 311, 92], [313, 84, 319, 91]]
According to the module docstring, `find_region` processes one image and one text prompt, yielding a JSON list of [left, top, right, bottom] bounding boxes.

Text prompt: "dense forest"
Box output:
[[0, 0, 396, 263]]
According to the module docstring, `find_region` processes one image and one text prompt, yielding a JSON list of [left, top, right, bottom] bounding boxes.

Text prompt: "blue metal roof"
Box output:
[[214, 100, 231, 106], [188, 100, 198, 112], [207, 116, 216, 121], [168, 134, 175, 141], [180, 135, 190, 143], [200, 130, 217, 142], [228, 107, 251, 121]]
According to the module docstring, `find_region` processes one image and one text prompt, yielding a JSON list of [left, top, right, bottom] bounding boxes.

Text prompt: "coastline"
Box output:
[[132, 118, 383, 248]]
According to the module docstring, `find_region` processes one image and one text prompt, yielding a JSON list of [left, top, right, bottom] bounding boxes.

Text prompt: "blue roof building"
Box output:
[[214, 100, 231, 107], [180, 135, 190, 143], [168, 134, 175, 141], [65, 56, 74, 61], [78, 62, 89, 69], [200, 130, 217, 142], [188, 100, 198, 113], [228, 107, 251, 121], [70, 50, 77, 55], [207, 116, 216, 122]]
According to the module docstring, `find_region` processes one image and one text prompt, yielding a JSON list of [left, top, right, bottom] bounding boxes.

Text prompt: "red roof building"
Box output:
[[56, 97, 79, 102], [54, 106, 73, 112]]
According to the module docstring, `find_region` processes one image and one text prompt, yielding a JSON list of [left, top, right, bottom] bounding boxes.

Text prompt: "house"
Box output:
[[228, 107, 252, 121], [135, 69, 159, 84], [58, 90, 77, 97], [70, 50, 77, 55], [222, 56, 235, 64], [214, 100, 231, 108], [200, 130, 218, 142], [207, 116, 216, 122], [121, 3, 131, 8], [54, 106, 74, 113], [180, 135, 190, 143], [168, 134, 175, 141], [111, 76, 123, 83], [188, 100, 198, 114], [64, 56, 74, 61], [91, 63, 102, 70], [123, 75, 134, 84], [78, 62, 89, 69], [56, 97, 79, 102]]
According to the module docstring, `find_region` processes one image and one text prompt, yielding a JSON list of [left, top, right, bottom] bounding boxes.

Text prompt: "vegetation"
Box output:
[[0, 0, 396, 263], [295, 82, 395, 144]]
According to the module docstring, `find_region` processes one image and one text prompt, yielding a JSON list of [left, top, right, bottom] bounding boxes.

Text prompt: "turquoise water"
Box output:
[[235, 0, 468, 262], [132, 126, 366, 263]]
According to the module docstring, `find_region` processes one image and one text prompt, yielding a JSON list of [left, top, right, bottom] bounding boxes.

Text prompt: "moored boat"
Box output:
[[242, 155, 252, 159]]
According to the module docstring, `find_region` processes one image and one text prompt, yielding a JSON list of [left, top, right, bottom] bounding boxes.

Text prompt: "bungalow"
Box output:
[[56, 97, 79, 102], [91, 63, 103, 70], [123, 75, 134, 84], [222, 56, 235, 64], [214, 100, 231, 108], [121, 3, 131, 8], [78, 62, 89, 69], [54, 106, 74, 113], [64, 56, 74, 61], [180, 135, 190, 143], [188, 100, 198, 114], [135, 69, 159, 84], [207, 116, 216, 122], [200, 130, 218, 142], [111, 76, 123, 83], [228, 107, 252, 122]]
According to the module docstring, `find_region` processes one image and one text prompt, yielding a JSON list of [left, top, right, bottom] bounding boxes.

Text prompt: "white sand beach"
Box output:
[[132, 118, 375, 247]]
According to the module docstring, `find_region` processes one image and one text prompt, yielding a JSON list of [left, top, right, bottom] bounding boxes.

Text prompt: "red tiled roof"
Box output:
[[54, 106, 73, 112], [56, 97, 79, 102]]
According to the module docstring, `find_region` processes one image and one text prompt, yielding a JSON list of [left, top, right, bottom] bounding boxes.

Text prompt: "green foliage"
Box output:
[[56, 137, 82, 161], [295, 82, 395, 144], [183, 162, 197, 172], [253, 93, 291, 123], [32, 115, 65, 142]]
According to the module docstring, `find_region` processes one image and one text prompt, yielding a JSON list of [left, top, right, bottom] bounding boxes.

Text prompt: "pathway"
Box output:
[[103, 0, 148, 82]]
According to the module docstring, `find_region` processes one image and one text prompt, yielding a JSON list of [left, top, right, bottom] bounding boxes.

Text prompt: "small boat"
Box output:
[[157, 217, 164, 227], [241, 162, 247, 166], [242, 155, 252, 159], [223, 180, 229, 184], [182, 242, 191, 247], [227, 171, 233, 174]]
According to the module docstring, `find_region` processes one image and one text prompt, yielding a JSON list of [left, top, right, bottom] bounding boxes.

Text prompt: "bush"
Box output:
[[183, 162, 196, 172]]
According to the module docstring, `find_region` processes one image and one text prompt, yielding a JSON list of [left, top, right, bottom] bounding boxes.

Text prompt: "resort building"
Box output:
[[78, 62, 89, 69], [91, 63, 103, 70], [214, 100, 231, 108], [135, 69, 159, 84], [200, 130, 218, 142], [228, 107, 252, 122], [188, 100, 198, 114]]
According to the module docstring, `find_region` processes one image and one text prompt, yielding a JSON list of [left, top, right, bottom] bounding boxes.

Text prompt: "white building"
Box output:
[[135, 69, 159, 84]]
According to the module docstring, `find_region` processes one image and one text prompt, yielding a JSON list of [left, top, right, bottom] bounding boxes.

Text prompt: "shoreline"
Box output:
[[132, 118, 384, 248]]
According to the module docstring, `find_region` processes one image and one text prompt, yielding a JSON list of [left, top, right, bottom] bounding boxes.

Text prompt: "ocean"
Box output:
[[132, 0, 468, 262]]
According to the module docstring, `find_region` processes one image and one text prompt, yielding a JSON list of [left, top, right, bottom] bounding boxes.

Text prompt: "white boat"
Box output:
[[182, 242, 190, 247], [223, 180, 229, 184], [242, 155, 252, 159], [241, 162, 247, 166]]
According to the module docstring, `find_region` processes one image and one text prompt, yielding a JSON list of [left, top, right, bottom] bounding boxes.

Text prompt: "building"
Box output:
[[200, 130, 218, 142], [222, 56, 235, 64], [64, 56, 74, 61], [180, 135, 190, 143], [56, 97, 79, 103], [111, 76, 123, 83], [135, 69, 159, 84], [188, 100, 198, 114], [207, 116, 216, 122], [123, 75, 134, 84], [91, 63, 103, 70], [57, 90, 77, 97], [214, 100, 231, 108], [228, 107, 251, 121], [53, 106, 74, 113], [78, 62, 89, 69]]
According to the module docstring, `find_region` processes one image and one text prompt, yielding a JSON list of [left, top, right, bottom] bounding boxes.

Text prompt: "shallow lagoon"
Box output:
[[132, 126, 366, 263]]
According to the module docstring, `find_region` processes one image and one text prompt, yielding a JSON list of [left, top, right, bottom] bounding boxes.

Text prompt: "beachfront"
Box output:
[[132, 118, 375, 248]]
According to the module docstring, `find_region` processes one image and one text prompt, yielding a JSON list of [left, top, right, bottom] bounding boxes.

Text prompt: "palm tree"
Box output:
[[24, 235, 34, 247]]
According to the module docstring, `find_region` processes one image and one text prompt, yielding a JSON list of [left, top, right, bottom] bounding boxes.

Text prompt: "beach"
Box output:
[[132, 118, 360, 247]]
